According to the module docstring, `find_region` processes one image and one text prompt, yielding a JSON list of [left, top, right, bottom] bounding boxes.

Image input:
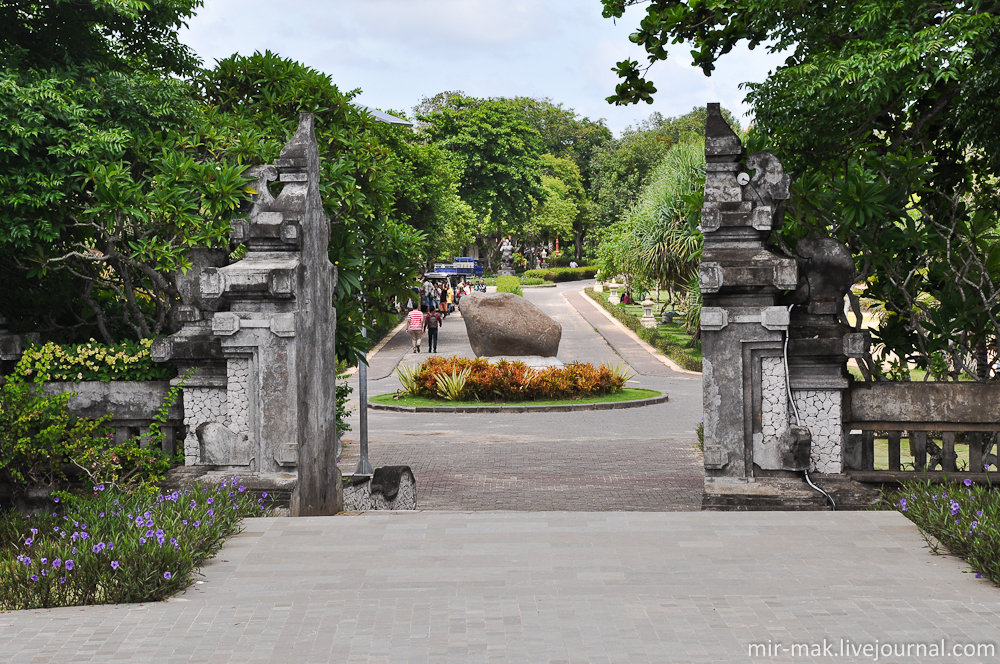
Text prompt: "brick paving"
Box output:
[[341, 282, 705, 513], [339, 439, 704, 511]]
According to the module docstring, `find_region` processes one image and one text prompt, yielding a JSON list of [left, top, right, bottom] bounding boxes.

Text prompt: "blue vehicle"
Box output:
[[432, 257, 483, 278]]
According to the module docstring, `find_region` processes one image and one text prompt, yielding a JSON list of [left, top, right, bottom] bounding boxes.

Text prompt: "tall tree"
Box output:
[[417, 95, 546, 265], [602, 0, 1000, 380]]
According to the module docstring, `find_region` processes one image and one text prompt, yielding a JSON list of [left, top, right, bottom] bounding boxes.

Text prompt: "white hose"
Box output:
[[784, 304, 836, 510]]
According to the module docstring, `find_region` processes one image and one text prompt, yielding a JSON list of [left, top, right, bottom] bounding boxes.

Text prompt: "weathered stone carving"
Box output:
[[155, 113, 341, 516], [699, 102, 859, 504], [460, 292, 562, 357]]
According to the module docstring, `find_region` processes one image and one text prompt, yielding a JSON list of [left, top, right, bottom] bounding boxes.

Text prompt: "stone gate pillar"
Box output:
[[157, 114, 341, 516], [700, 104, 797, 489], [699, 104, 861, 508]]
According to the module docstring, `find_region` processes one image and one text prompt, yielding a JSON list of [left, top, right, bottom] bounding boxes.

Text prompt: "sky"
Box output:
[[179, 0, 786, 137]]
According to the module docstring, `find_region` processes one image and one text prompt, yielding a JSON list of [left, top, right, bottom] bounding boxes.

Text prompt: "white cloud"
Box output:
[[179, 0, 785, 135]]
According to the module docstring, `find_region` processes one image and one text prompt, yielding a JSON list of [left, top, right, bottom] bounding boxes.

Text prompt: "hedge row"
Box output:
[[523, 266, 598, 282], [585, 288, 702, 372]]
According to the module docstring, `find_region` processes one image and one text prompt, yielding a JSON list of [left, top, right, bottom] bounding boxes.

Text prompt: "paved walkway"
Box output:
[[4, 511, 998, 662], [562, 289, 686, 377], [339, 282, 704, 511]]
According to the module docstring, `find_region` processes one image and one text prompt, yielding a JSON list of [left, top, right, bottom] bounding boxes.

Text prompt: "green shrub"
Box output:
[[585, 288, 702, 372], [890, 477, 1000, 585], [0, 379, 111, 495], [0, 480, 270, 609], [496, 276, 523, 296], [0, 376, 183, 501], [336, 377, 353, 436], [523, 266, 599, 282], [14, 339, 176, 382]]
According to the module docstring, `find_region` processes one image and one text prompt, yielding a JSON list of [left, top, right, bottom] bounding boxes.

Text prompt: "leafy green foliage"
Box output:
[[0, 380, 110, 493], [14, 339, 175, 382], [598, 138, 705, 309], [891, 477, 1000, 585], [604, 0, 1000, 380], [417, 94, 546, 257], [522, 266, 599, 282], [0, 479, 270, 609], [495, 276, 523, 296], [336, 376, 353, 437], [433, 367, 472, 401]]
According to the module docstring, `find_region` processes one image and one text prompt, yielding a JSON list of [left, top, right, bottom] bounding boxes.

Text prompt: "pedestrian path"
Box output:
[[3, 511, 997, 662], [339, 282, 705, 513], [563, 289, 687, 378]]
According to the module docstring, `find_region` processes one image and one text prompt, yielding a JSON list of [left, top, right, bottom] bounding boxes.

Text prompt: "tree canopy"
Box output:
[[602, 0, 1000, 380]]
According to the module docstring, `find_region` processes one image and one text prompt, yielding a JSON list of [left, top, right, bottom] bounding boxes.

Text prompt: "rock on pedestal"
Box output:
[[460, 292, 561, 357]]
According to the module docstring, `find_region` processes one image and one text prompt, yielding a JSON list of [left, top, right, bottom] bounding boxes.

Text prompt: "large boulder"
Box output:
[[460, 292, 562, 357]]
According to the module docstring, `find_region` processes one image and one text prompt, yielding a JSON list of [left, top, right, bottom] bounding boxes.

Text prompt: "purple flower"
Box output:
[[899, 498, 908, 511], [239, 486, 245, 493], [977, 510, 983, 517], [182, 520, 188, 525], [139, 537, 147, 545], [163, 572, 172, 580], [190, 500, 197, 509], [41, 569, 48, 577], [108, 542, 114, 550], [52, 559, 61, 568], [262, 492, 267, 498], [207, 509, 214, 518], [30, 528, 38, 535], [59, 577, 66, 584], [64, 560, 74, 571], [976, 573, 983, 578], [207, 498, 213, 504], [194, 520, 201, 528], [24, 538, 33, 546], [30, 575, 38, 581], [71, 547, 77, 554], [41, 558, 48, 564], [964, 478, 973, 487], [80, 532, 89, 540], [99, 512, 105, 518], [111, 561, 120, 570], [145, 519, 153, 527], [972, 521, 979, 529], [53, 497, 59, 503]]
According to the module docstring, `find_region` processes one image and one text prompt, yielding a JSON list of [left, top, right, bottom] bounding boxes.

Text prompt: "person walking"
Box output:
[[424, 307, 442, 353], [446, 283, 455, 314], [407, 301, 425, 353]]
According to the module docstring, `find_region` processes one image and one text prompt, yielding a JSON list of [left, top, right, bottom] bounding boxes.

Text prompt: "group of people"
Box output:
[[406, 278, 478, 353]]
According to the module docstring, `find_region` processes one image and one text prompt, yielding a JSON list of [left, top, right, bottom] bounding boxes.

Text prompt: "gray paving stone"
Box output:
[[2, 511, 998, 662]]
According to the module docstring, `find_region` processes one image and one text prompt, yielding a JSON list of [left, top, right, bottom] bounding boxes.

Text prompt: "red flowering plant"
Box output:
[[404, 355, 631, 402]]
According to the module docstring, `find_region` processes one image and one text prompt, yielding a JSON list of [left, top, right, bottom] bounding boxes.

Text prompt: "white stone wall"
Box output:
[[792, 390, 843, 473], [182, 387, 226, 464], [227, 358, 251, 436], [760, 357, 787, 444]]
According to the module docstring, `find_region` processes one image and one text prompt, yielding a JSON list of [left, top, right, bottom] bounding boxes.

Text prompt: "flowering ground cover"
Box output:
[[891, 473, 1000, 584], [0, 480, 269, 610]]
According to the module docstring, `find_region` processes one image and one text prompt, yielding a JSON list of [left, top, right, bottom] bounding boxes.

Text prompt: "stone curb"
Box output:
[[368, 394, 668, 414]]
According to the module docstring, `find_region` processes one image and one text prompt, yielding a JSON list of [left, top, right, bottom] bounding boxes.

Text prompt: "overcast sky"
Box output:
[[179, 0, 785, 137]]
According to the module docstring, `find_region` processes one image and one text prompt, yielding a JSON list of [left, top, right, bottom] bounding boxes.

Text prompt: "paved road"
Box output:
[[4, 511, 998, 662], [339, 281, 704, 510]]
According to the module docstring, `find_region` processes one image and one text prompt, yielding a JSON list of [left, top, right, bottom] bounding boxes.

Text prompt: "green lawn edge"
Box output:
[[370, 387, 662, 408]]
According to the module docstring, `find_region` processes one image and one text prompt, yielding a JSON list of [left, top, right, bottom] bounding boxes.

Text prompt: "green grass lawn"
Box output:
[[619, 302, 703, 363], [370, 387, 661, 408], [872, 437, 975, 471]]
